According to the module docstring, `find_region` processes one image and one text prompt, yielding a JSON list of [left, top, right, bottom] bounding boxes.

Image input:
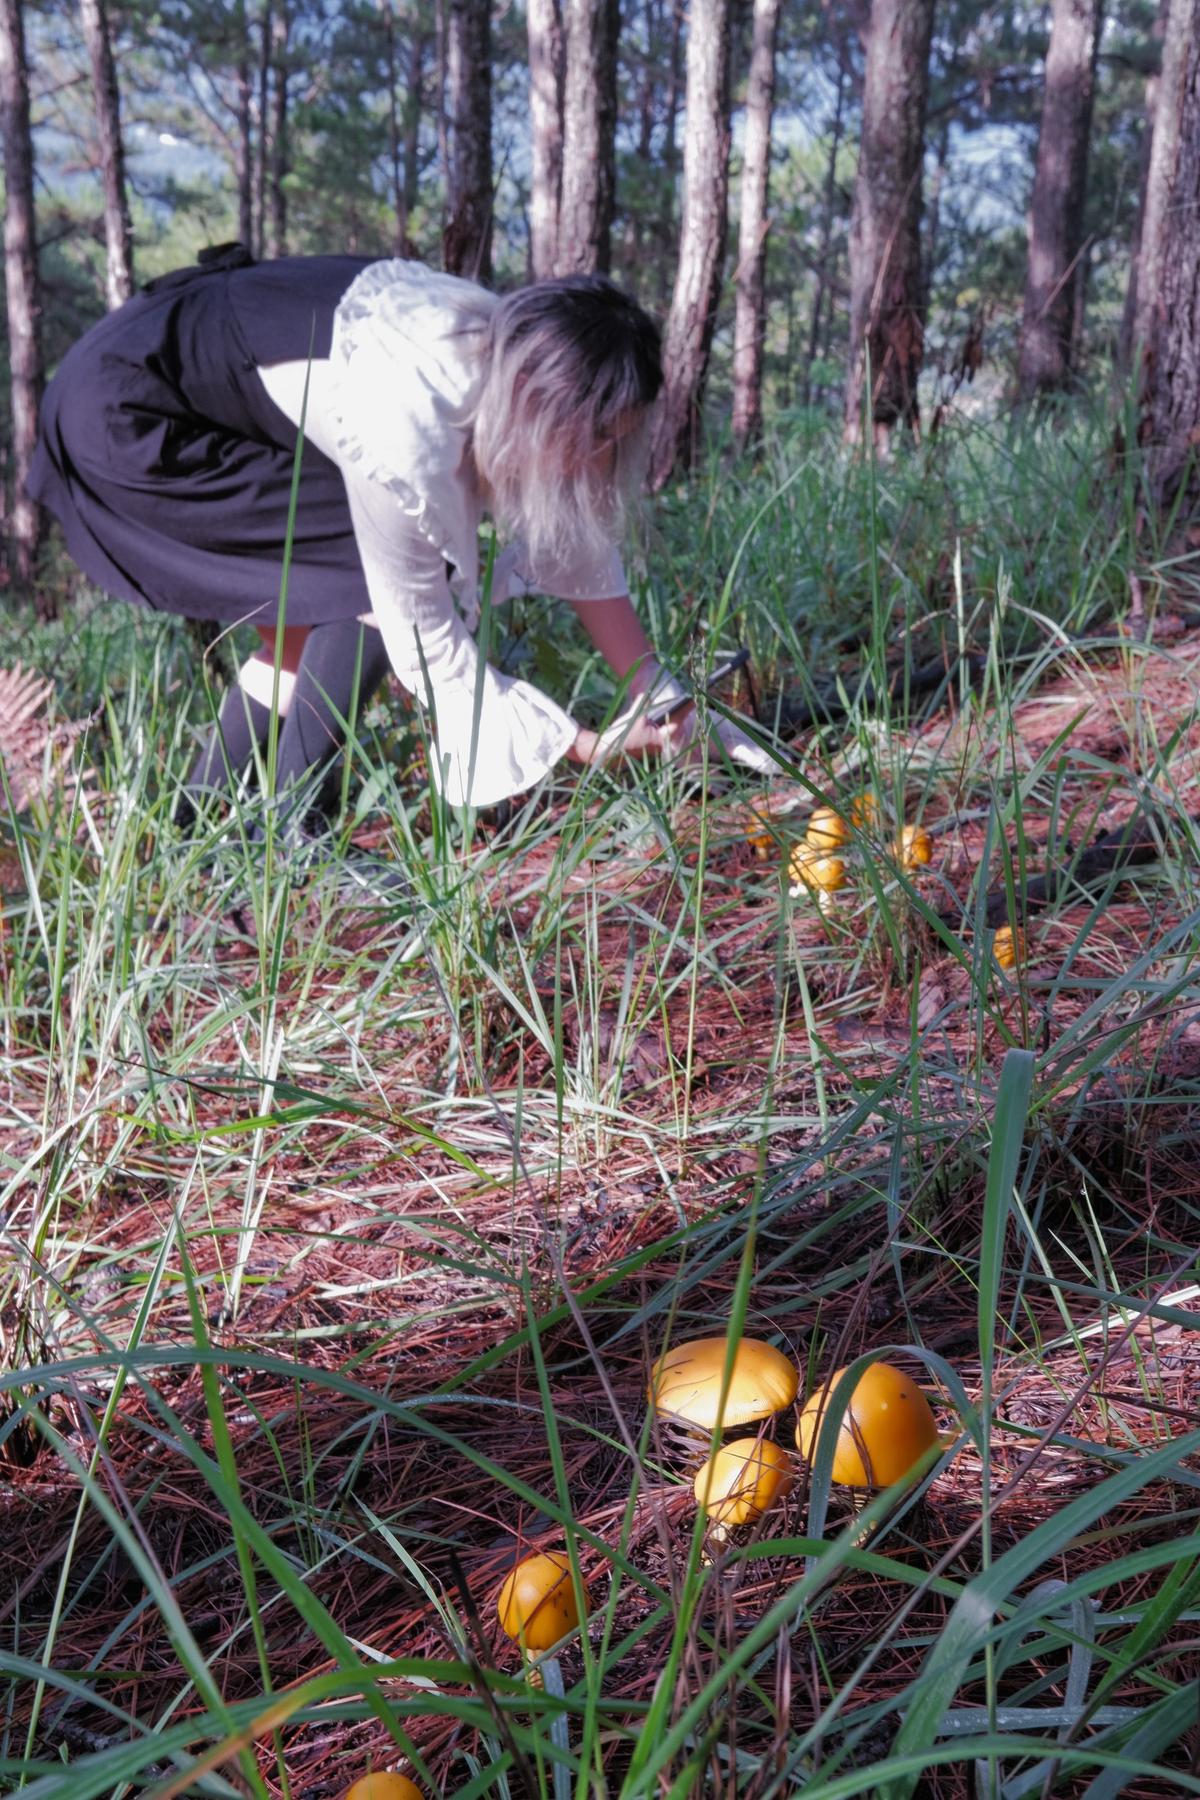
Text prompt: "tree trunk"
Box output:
[[802, 57, 845, 409], [442, 0, 492, 280], [0, 0, 44, 589], [649, 0, 732, 488], [267, 0, 288, 257], [557, 0, 620, 274], [383, 0, 405, 253], [235, 0, 254, 249], [730, 0, 781, 448], [1016, 0, 1104, 402], [844, 0, 935, 446], [255, 0, 271, 256], [527, 0, 564, 277], [1129, 0, 1190, 373], [1146, 0, 1200, 514], [655, 0, 684, 304], [403, 28, 425, 234], [79, 0, 133, 308]]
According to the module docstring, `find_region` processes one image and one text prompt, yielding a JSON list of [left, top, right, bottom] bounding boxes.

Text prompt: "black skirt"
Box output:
[[27, 246, 383, 627]]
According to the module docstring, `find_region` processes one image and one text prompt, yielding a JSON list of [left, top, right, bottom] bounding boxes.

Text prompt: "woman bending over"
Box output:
[[30, 244, 772, 818]]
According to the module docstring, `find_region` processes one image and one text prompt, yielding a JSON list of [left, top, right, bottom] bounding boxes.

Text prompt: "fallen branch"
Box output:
[[941, 805, 1194, 928]]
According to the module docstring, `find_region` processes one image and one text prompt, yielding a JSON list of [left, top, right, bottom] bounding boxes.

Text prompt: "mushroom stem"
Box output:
[[532, 1654, 572, 1800]]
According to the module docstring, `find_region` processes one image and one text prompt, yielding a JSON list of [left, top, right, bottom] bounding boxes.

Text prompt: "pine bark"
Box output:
[[648, 0, 732, 487], [527, 0, 564, 277], [1146, 0, 1200, 513], [235, 0, 254, 249], [557, 0, 619, 274], [0, 0, 44, 587], [730, 0, 781, 447], [383, 0, 405, 252], [1129, 0, 1190, 371], [403, 29, 425, 230], [844, 0, 935, 445], [255, 0, 271, 255], [1016, 0, 1103, 402], [267, 0, 288, 257], [443, 0, 492, 279], [79, 0, 133, 308], [802, 58, 845, 409]]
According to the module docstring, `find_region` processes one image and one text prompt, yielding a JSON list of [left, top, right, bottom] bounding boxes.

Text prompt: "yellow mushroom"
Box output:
[[649, 1335, 798, 1434], [897, 824, 932, 869], [848, 793, 881, 831], [497, 1551, 587, 1654], [788, 844, 847, 897], [796, 1362, 940, 1488], [343, 1777, 423, 1800], [693, 1436, 792, 1542], [806, 806, 849, 852], [745, 800, 776, 860], [993, 925, 1026, 971]]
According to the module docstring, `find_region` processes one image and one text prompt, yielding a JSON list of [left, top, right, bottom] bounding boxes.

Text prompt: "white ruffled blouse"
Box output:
[[258, 259, 628, 807]]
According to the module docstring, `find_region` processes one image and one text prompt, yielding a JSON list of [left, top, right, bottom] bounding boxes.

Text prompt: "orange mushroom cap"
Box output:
[[796, 1362, 940, 1488]]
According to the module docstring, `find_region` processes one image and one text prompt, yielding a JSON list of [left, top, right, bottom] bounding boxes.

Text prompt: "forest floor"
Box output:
[[2, 422, 1200, 1798]]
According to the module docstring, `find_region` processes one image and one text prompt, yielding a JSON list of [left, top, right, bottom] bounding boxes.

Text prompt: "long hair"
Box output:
[[471, 275, 663, 571]]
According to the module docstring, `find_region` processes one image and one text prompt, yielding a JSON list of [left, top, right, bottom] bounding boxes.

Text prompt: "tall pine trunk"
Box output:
[[557, 0, 619, 274], [802, 57, 845, 409], [527, 0, 564, 277], [1128, 0, 1190, 372], [730, 0, 781, 448], [442, 0, 492, 280], [1146, 0, 1200, 514], [655, 0, 684, 304], [649, 0, 731, 487], [79, 0, 133, 308], [403, 29, 425, 233], [0, 0, 44, 589], [383, 0, 406, 253], [267, 0, 288, 257], [235, 0, 254, 249], [255, 0, 271, 256], [844, 0, 934, 446], [1017, 0, 1103, 402]]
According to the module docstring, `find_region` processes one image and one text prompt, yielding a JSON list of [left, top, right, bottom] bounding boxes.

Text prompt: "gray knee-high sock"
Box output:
[[186, 683, 273, 800], [272, 621, 391, 820]]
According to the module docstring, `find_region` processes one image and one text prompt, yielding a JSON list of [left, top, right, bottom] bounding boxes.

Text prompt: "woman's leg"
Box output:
[[270, 619, 392, 823], [184, 625, 310, 804]]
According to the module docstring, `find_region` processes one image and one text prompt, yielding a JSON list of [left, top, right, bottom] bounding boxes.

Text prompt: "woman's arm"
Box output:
[[566, 593, 690, 765]]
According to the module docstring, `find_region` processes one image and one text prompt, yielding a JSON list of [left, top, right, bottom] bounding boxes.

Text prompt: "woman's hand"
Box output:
[[569, 706, 695, 765]]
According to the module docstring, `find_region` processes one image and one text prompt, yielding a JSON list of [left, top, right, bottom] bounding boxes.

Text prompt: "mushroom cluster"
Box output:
[[777, 794, 936, 911], [648, 1334, 797, 1547], [649, 1334, 945, 1547]]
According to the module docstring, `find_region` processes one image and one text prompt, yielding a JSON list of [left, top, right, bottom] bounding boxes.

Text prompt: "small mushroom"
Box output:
[[897, 824, 932, 870], [693, 1436, 792, 1542], [848, 793, 881, 831], [796, 1362, 940, 1488], [788, 845, 847, 900], [342, 1776, 423, 1800], [745, 800, 776, 860], [993, 925, 1025, 971], [649, 1335, 798, 1435], [806, 806, 849, 852], [497, 1550, 588, 1654]]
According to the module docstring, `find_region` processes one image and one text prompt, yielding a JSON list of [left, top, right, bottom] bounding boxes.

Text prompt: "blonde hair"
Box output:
[[471, 276, 663, 570]]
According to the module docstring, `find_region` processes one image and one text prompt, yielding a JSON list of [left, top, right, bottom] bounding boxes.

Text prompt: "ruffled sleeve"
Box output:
[[342, 458, 577, 808]]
